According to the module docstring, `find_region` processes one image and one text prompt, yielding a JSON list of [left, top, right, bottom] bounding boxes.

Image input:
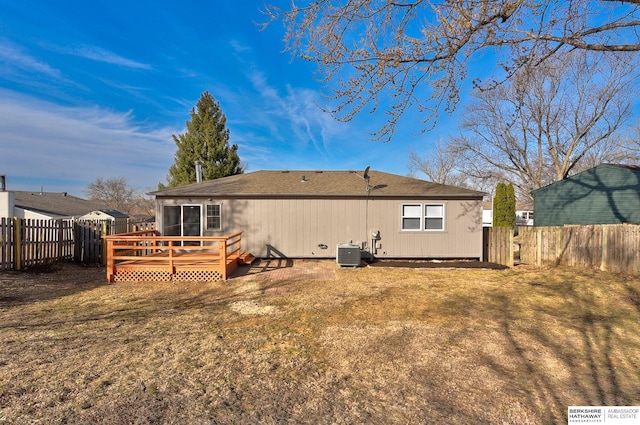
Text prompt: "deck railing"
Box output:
[[104, 230, 244, 282]]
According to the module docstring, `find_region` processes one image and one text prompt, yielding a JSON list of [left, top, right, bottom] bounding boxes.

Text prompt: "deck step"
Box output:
[[237, 252, 256, 266]]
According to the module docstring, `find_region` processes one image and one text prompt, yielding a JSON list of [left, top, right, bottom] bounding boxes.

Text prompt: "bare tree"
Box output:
[[451, 50, 638, 199], [263, 0, 640, 140], [127, 191, 156, 219], [85, 177, 136, 214], [408, 140, 498, 196], [625, 119, 640, 157], [408, 140, 468, 186]]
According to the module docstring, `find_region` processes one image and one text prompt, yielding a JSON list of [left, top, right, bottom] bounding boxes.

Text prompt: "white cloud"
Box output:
[[0, 90, 177, 194], [233, 69, 345, 157], [0, 39, 61, 78], [68, 45, 152, 70]]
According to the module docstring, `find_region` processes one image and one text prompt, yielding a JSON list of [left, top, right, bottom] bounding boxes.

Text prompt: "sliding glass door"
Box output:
[[163, 205, 202, 244]]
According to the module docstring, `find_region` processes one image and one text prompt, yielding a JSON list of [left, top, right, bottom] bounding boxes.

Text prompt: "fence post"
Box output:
[[57, 219, 63, 262], [13, 217, 21, 271], [102, 221, 109, 266], [536, 229, 542, 266], [73, 221, 80, 263], [600, 225, 608, 272], [556, 228, 562, 265]]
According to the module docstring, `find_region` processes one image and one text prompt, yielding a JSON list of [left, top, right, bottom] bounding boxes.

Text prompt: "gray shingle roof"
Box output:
[[14, 191, 108, 218], [152, 170, 485, 198]]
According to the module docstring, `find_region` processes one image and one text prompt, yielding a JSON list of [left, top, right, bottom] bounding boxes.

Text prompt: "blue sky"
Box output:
[[0, 1, 463, 196]]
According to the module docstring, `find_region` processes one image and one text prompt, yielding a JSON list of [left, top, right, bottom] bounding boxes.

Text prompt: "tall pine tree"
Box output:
[[493, 182, 516, 228], [505, 183, 516, 228], [163, 91, 243, 188], [493, 182, 507, 227]]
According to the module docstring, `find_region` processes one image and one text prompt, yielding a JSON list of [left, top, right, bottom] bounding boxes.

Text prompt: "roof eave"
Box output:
[[154, 192, 485, 199]]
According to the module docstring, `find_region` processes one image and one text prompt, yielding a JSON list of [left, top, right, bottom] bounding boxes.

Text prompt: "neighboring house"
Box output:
[[516, 210, 534, 226], [482, 201, 534, 227], [531, 164, 640, 226], [0, 187, 109, 220], [482, 201, 493, 227], [151, 170, 485, 260], [80, 209, 130, 234]]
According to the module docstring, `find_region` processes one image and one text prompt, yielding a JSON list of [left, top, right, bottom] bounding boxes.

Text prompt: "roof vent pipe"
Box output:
[[195, 159, 203, 183], [0, 175, 5, 191]]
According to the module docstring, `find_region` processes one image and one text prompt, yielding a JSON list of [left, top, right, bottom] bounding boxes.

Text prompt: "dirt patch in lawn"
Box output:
[[0, 262, 639, 424]]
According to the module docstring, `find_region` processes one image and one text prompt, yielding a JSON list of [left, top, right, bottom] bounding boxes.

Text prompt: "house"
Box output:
[[531, 164, 640, 226], [0, 190, 109, 220], [151, 169, 485, 260], [482, 201, 534, 227], [80, 209, 130, 234], [0, 176, 119, 220], [516, 209, 534, 227]]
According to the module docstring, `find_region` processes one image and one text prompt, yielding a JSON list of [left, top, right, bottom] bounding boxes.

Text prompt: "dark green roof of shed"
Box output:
[[151, 170, 485, 198], [531, 164, 640, 195]]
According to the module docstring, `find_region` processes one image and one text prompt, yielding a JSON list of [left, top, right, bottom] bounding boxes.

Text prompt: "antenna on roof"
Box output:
[[360, 166, 371, 193]]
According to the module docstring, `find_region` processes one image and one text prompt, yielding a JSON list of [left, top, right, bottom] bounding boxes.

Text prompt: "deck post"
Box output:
[[168, 240, 174, 275], [221, 239, 227, 280], [106, 238, 114, 282]]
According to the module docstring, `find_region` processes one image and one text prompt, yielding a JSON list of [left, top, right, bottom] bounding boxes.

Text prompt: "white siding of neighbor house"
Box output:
[[14, 207, 53, 220], [156, 197, 483, 259], [0, 191, 15, 219]]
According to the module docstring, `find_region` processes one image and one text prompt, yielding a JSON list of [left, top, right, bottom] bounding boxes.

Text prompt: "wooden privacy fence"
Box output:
[[0, 218, 155, 271], [519, 224, 640, 274], [483, 227, 514, 267]]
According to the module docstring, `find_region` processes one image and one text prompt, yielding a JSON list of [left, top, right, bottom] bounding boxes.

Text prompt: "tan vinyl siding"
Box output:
[[156, 197, 483, 259]]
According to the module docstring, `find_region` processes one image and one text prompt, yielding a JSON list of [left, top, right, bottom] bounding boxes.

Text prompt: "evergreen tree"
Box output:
[[505, 183, 516, 228], [493, 182, 516, 228], [163, 91, 243, 188], [493, 182, 507, 227]]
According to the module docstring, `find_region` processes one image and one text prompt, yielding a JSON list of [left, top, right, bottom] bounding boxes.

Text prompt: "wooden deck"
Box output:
[[104, 230, 251, 282]]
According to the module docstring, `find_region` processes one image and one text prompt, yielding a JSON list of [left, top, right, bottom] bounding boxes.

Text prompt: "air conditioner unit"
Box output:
[[337, 243, 361, 267]]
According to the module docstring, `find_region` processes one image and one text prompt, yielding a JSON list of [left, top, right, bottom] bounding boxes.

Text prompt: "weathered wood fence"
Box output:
[[0, 218, 155, 271], [483, 227, 514, 267], [518, 224, 640, 274]]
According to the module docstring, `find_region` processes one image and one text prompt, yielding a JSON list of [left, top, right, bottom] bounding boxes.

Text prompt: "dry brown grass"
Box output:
[[0, 262, 639, 424]]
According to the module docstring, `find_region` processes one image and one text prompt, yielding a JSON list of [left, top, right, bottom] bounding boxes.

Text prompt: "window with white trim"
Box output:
[[402, 204, 422, 230], [424, 204, 444, 231], [206, 204, 222, 230]]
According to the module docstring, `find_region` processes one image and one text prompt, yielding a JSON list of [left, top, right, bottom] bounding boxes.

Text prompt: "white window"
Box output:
[[206, 204, 222, 231], [402, 204, 422, 230], [424, 204, 445, 231]]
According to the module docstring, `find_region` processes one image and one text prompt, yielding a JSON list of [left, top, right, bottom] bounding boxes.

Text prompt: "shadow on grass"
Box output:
[[1, 262, 638, 424], [0, 262, 107, 307], [465, 270, 640, 424], [229, 258, 295, 278]]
